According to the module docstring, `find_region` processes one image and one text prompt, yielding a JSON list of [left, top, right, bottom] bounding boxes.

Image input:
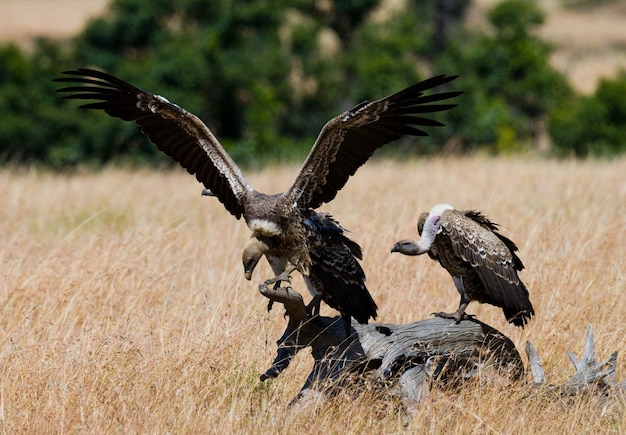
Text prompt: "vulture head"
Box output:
[[242, 239, 270, 280], [391, 203, 453, 255]]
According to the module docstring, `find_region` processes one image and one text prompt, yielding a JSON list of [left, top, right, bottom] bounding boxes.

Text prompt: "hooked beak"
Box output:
[[244, 269, 253, 281], [242, 239, 269, 281], [201, 188, 215, 197], [390, 239, 422, 256]]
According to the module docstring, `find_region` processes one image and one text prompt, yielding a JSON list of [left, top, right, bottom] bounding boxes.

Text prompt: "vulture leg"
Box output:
[[306, 294, 322, 318], [433, 277, 474, 323], [341, 314, 352, 337], [263, 264, 297, 288], [265, 255, 290, 312], [302, 275, 322, 318]]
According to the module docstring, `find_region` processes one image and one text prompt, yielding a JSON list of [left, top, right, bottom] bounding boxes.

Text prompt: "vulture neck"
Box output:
[[416, 214, 442, 254]]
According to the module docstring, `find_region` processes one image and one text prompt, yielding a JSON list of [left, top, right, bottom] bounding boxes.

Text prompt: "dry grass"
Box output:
[[1, 156, 625, 432]]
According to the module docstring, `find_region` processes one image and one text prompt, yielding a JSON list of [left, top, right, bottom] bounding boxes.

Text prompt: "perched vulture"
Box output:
[[241, 211, 376, 336], [55, 69, 459, 329], [391, 203, 534, 328]]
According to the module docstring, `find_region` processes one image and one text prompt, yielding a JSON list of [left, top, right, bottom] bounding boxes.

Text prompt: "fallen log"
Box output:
[[259, 283, 625, 417], [258, 283, 525, 409]]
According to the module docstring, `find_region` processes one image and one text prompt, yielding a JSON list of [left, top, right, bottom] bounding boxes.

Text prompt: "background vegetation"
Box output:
[[0, 0, 624, 167]]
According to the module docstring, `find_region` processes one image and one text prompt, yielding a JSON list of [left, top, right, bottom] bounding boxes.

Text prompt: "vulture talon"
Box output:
[[263, 268, 294, 288], [432, 311, 475, 323]]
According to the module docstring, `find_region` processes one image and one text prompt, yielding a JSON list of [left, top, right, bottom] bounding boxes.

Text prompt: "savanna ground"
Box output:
[[1, 157, 625, 432]]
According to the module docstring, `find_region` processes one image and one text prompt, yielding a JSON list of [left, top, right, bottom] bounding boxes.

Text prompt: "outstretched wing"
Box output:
[[55, 68, 252, 219], [287, 75, 461, 209], [440, 209, 521, 285]]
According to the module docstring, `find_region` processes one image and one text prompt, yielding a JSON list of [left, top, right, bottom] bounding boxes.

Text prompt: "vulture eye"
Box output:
[[258, 236, 276, 248]]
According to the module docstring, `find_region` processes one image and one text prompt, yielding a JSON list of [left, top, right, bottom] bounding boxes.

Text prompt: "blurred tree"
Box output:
[[549, 71, 626, 157], [1, 0, 615, 166], [435, 0, 573, 153]]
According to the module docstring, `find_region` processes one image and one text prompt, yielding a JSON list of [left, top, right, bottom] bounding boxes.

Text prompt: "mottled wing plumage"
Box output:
[[289, 75, 461, 210], [439, 209, 533, 327], [55, 68, 251, 219], [305, 213, 377, 325], [440, 209, 521, 285], [462, 210, 525, 271]]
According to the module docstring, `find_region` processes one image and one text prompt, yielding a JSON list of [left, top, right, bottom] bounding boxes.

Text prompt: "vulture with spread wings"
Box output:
[[55, 69, 459, 329], [391, 204, 534, 328]]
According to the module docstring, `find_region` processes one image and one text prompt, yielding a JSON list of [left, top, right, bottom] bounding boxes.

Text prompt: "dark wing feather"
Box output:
[[306, 213, 377, 324], [461, 264, 534, 327], [288, 75, 461, 209], [55, 68, 251, 219], [474, 265, 533, 326]]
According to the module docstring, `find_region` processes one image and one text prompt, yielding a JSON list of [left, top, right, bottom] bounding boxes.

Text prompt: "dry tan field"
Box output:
[[0, 0, 108, 45], [1, 157, 625, 432]]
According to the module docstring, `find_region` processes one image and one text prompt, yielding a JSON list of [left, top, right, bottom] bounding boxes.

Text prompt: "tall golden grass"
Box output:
[[1, 156, 625, 432]]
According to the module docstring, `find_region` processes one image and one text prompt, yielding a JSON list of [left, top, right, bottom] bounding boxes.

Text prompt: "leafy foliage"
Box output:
[[0, 0, 621, 166], [435, 0, 573, 152], [549, 71, 626, 157]]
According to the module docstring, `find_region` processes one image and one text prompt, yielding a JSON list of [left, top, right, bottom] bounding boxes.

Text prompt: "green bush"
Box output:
[[435, 0, 573, 152], [549, 72, 626, 157], [0, 0, 619, 166]]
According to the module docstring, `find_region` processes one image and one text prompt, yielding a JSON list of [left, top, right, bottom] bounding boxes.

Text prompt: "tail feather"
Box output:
[[502, 282, 534, 328]]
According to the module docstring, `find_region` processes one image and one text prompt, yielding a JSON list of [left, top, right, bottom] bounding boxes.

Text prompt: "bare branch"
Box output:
[[262, 313, 524, 411], [525, 341, 547, 386], [258, 283, 308, 327], [563, 325, 616, 394], [260, 291, 625, 421], [527, 325, 622, 398]]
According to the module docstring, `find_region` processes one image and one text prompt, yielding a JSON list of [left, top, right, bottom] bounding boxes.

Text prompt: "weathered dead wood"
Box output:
[[526, 325, 625, 397], [259, 283, 524, 409], [259, 283, 625, 421]]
